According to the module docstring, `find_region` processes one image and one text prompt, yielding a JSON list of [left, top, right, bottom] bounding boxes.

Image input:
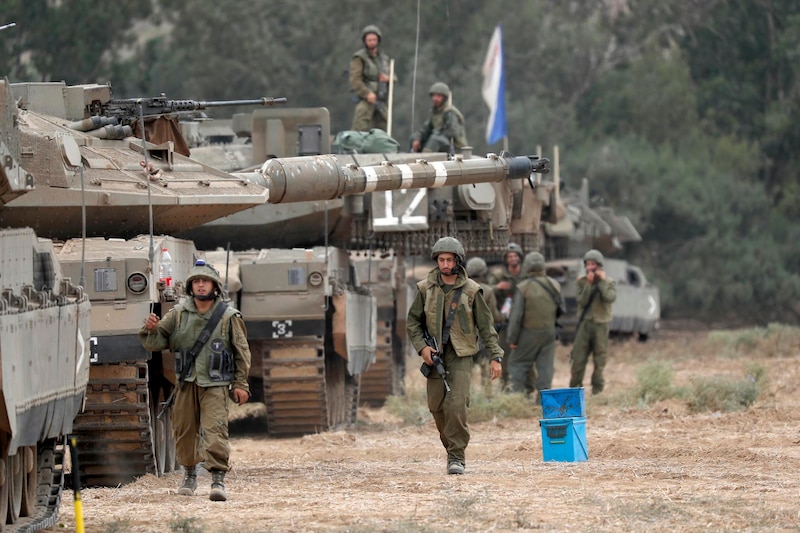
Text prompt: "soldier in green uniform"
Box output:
[[466, 256, 504, 384], [487, 242, 526, 387], [506, 252, 565, 402], [407, 237, 503, 475], [140, 260, 251, 501], [410, 82, 468, 153], [569, 249, 616, 394], [349, 24, 393, 132]]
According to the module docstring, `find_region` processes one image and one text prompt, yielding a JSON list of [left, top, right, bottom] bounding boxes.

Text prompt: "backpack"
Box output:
[[332, 129, 400, 154]]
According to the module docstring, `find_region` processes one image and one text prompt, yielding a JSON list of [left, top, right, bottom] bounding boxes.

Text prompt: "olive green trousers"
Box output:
[[427, 349, 473, 465], [172, 381, 231, 472]]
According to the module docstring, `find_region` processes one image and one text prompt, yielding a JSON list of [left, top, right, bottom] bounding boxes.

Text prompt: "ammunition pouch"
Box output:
[[174, 350, 186, 378], [208, 349, 234, 382], [376, 81, 388, 102]]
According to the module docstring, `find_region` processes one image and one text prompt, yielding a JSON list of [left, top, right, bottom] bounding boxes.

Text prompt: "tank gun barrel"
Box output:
[[260, 153, 550, 204]]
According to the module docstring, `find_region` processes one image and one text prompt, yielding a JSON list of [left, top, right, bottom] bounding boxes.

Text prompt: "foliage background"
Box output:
[[1, 0, 799, 324]]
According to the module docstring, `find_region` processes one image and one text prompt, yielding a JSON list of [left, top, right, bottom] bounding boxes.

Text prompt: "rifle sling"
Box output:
[[575, 287, 598, 333], [177, 302, 228, 387], [530, 277, 563, 312], [441, 286, 464, 348]]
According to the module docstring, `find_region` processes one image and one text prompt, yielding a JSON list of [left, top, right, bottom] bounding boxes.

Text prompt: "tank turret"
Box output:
[[182, 107, 558, 412]]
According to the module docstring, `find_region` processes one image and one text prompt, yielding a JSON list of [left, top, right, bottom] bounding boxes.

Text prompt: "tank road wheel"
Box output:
[[7, 452, 23, 523], [20, 445, 37, 517]]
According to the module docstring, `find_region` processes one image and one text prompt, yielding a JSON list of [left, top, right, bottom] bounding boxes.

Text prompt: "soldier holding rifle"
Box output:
[[407, 237, 503, 475]]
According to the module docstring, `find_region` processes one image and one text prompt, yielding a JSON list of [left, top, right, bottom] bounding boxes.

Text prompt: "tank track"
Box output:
[[358, 318, 397, 406], [11, 438, 64, 533], [70, 362, 156, 487], [260, 337, 358, 436]]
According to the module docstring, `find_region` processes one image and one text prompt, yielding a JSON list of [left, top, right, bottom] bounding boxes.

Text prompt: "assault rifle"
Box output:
[[420, 324, 451, 393], [100, 95, 288, 126]]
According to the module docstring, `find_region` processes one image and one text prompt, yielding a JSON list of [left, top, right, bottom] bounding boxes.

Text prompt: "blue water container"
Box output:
[[539, 416, 588, 462], [540, 387, 586, 419]]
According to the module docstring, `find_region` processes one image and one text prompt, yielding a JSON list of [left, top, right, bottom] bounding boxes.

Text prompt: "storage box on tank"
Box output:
[[540, 387, 586, 419], [539, 416, 588, 462]]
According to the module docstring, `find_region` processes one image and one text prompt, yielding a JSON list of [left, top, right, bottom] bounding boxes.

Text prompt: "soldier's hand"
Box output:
[[144, 313, 160, 330], [489, 359, 502, 380], [496, 281, 511, 291], [379, 72, 390, 83], [596, 269, 606, 281], [411, 140, 421, 152], [420, 346, 435, 365], [232, 388, 250, 406], [366, 91, 377, 104]]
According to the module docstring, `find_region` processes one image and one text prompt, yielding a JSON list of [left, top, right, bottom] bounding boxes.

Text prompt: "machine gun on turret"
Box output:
[[101, 95, 288, 126]]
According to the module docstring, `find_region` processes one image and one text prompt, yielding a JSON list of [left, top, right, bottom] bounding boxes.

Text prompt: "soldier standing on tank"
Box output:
[[410, 82, 468, 153], [466, 256, 504, 385], [488, 243, 526, 387], [407, 237, 503, 475], [570, 249, 616, 394], [350, 24, 393, 132], [506, 252, 565, 402], [140, 260, 251, 502]]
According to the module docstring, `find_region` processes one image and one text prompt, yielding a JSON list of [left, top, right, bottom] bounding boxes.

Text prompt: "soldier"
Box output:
[[407, 237, 503, 475], [570, 249, 617, 394], [410, 82, 468, 153], [506, 252, 565, 402], [488, 242, 526, 386], [466, 256, 504, 383], [140, 260, 252, 501], [350, 24, 393, 132]]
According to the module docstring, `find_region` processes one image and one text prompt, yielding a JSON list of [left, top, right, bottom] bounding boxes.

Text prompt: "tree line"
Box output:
[[1, 0, 798, 324]]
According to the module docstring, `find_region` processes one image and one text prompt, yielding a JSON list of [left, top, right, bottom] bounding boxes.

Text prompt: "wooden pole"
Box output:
[[387, 59, 395, 137]]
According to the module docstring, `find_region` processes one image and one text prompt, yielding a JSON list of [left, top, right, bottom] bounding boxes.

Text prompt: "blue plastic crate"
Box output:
[[540, 387, 586, 419], [539, 416, 588, 462]]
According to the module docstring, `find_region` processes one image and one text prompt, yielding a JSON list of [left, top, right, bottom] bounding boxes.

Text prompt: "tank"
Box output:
[[0, 79, 92, 530], [9, 79, 552, 478], [182, 108, 556, 409], [5, 80, 274, 488]]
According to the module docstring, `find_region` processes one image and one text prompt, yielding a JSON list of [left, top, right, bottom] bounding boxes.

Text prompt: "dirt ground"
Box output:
[[54, 326, 800, 533]]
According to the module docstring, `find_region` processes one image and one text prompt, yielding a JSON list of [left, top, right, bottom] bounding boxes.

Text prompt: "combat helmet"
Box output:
[[465, 257, 488, 278], [504, 242, 524, 263], [361, 24, 382, 43], [523, 251, 546, 274], [583, 249, 604, 267], [185, 259, 223, 297], [430, 236, 465, 264], [429, 82, 451, 98]]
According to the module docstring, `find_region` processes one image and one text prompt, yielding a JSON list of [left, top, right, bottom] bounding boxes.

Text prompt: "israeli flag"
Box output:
[[481, 24, 507, 145]]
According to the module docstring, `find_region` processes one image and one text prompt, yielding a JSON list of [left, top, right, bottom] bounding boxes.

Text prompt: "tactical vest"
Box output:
[[517, 276, 561, 330], [352, 48, 385, 97], [417, 276, 481, 357], [169, 300, 239, 387]]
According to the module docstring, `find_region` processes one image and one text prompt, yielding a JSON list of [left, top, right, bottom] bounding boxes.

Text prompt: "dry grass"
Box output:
[[56, 325, 800, 532]]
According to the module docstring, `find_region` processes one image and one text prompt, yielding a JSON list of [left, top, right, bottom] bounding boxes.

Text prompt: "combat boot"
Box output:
[[177, 465, 197, 496], [209, 469, 227, 502]]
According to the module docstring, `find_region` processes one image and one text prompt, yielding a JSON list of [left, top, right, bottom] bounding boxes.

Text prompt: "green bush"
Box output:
[[708, 323, 800, 358], [634, 359, 675, 405], [685, 375, 759, 413]]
